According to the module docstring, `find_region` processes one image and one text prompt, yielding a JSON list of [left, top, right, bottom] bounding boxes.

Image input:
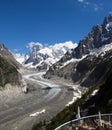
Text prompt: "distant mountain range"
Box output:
[[14, 41, 77, 70]]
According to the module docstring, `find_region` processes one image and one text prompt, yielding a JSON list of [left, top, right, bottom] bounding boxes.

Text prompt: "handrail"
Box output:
[[55, 113, 112, 130]]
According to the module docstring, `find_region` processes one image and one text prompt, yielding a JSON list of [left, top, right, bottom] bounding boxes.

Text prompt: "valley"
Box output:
[[0, 6, 112, 130], [0, 71, 82, 130]]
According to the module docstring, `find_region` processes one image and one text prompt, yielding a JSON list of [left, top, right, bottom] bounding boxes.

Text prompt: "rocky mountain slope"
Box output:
[[81, 69, 112, 115], [0, 55, 21, 87], [0, 44, 27, 92], [45, 13, 112, 87], [23, 41, 77, 70], [0, 44, 21, 68]]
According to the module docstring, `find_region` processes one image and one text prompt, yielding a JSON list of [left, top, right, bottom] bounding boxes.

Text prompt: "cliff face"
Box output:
[[0, 44, 20, 68], [0, 55, 21, 87], [0, 44, 27, 92], [72, 47, 112, 87]]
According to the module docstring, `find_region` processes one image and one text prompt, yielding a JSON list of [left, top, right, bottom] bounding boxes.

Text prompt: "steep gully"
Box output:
[[0, 72, 81, 130]]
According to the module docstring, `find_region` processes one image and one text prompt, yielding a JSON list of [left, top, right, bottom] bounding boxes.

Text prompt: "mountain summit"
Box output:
[[61, 13, 112, 61], [23, 41, 77, 70]]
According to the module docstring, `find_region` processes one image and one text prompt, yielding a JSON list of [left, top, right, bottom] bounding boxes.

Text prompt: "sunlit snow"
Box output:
[[29, 109, 46, 117]]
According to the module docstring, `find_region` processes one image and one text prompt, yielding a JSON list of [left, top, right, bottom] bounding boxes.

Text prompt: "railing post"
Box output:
[[98, 111, 102, 127], [76, 106, 81, 129], [109, 114, 111, 124]]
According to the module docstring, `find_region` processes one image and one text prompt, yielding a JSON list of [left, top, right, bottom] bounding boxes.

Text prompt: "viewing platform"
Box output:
[[55, 110, 112, 130]]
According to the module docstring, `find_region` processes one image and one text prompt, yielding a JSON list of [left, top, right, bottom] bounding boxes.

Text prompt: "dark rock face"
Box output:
[[74, 13, 112, 59], [36, 62, 48, 71], [74, 25, 102, 58], [25, 43, 42, 64], [60, 49, 74, 63], [72, 49, 112, 87]]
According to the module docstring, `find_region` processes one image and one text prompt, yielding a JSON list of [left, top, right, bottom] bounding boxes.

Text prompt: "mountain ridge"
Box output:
[[15, 41, 77, 71], [44, 13, 112, 88]]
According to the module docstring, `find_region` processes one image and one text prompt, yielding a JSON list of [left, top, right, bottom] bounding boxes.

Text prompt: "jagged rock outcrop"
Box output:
[[73, 13, 112, 59]]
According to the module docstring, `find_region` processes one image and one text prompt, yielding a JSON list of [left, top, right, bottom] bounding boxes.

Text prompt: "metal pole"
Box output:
[[98, 111, 102, 127], [77, 106, 81, 119], [77, 106, 81, 129]]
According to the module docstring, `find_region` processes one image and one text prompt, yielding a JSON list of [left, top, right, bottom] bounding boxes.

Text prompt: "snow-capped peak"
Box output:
[[13, 53, 29, 64], [51, 41, 77, 50], [27, 42, 43, 51], [50, 41, 77, 58], [24, 41, 77, 70]]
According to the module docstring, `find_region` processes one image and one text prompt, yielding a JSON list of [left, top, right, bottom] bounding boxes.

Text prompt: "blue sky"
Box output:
[[0, 0, 112, 53]]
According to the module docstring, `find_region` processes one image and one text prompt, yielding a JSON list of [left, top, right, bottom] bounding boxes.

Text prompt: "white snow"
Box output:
[[91, 89, 98, 96], [13, 41, 77, 70], [105, 22, 112, 31], [29, 109, 46, 117], [83, 44, 86, 48], [60, 58, 76, 69], [90, 43, 112, 57], [13, 41, 78, 70], [101, 36, 109, 42], [51, 41, 77, 51], [13, 53, 29, 64], [23, 41, 77, 69], [39, 47, 53, 57], [27, 42, 43, 50], [37, 41, 77, 59], [60, 55, 87, 69], [66, 85, 82, 106]]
